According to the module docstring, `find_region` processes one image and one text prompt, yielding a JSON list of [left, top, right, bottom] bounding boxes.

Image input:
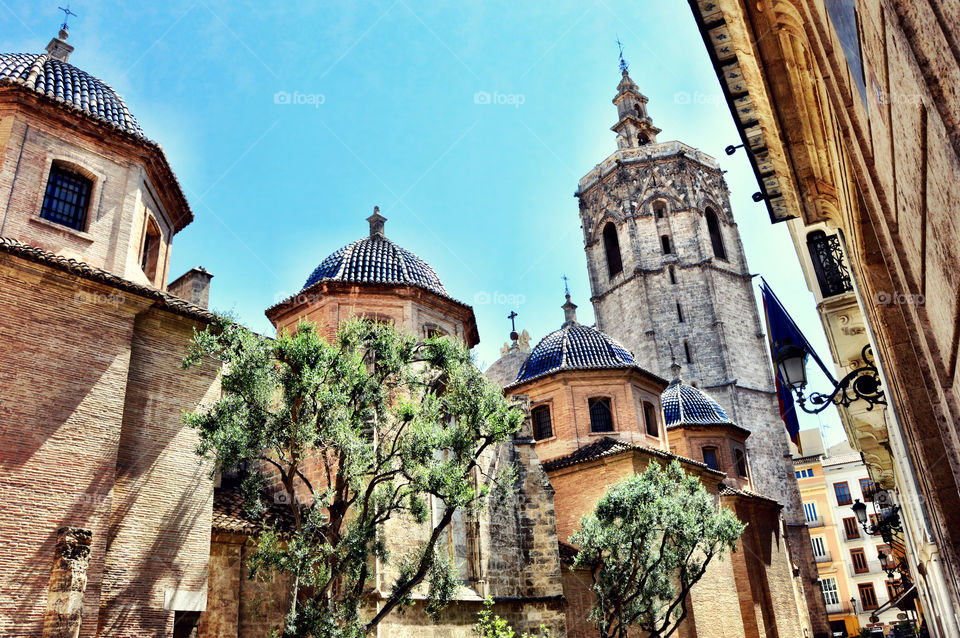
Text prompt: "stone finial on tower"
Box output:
[[46, 5, 76, 62], [562, 294, 578, 327], [367, 206, 386, 238]]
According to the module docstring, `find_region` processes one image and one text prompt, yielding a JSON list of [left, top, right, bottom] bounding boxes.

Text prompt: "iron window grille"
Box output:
[[532, 405, 553, 441], [41, 165, 92, 231], [588, 397, 614, 433], [807, 231, 853, 297]]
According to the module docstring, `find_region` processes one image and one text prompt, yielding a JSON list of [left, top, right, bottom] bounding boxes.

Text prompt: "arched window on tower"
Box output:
[[661, 235, 673, 255], [669, 266, 677, 285], [602, 222, 623, 278], [706, 208, 727, 261], [676, 301, 684, 323], [637, 132, 649, 146], [683, 340, 692, 364], [643, 401, 658, 437], [702, 446, 720, 471], [654, 202, 666, 219], [734, 448, 748, 477], [140, 216, 162, 284]]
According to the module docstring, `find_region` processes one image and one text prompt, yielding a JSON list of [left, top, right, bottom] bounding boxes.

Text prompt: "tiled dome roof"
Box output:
[[516, 323, 636, 383], [661, 379, 733, 427], [303, 236, 447, 296], [0, 53, 144, 137]]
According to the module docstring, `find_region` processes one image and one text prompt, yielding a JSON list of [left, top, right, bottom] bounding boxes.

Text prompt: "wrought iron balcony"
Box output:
[[807, 231, 853, 298]]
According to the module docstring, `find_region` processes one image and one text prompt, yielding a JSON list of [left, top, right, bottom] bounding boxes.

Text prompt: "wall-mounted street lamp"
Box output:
[[774, 344, 886, 414], [852, 492, 908, 581]]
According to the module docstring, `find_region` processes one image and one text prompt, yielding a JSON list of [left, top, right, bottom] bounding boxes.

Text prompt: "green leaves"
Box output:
[[182, 314, 524, 637], [570, 460, 745, 638]]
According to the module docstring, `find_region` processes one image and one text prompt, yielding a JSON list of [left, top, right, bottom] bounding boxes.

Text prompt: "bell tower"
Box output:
[[574, 66, 827, 630]]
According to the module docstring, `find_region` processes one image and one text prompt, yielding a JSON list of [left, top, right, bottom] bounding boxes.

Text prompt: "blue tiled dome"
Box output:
[[0, 53, 144, 137], [661, 380, 732, 427], [303, 236, 447, 296], [516, 323, 636, 382]]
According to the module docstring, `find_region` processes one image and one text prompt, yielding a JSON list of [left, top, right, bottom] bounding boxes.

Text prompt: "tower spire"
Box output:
[[46, 5, 76, 62], [367, 206, 386, 238], [610, 56, 661, 149]]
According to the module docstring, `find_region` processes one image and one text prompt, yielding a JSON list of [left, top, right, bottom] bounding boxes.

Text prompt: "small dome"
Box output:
[[303, 236, 447, 296], [661, 379, 733, 427], [0, 53, 144, 137], [516, 323, 636, 383]]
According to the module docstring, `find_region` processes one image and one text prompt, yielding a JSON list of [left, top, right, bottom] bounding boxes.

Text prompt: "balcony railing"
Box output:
[[807, 232, 853, 298]]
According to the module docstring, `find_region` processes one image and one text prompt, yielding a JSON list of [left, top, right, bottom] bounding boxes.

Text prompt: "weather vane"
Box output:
[[58, 4, 77, 31], [616, 37, 628, 73], [562, 274, 570, 297]]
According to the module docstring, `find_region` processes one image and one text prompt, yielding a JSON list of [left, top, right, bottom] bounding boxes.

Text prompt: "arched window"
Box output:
[[588, 397, 614, 432], [706, 208, 727, 261], [654, 202, 666, 219], [661, 235, 673, 254], [41, 162, 93, 231], [702, 446, 720, 471], [643, 401, 658, 437], [683, 340, 692, 364], [602, 222, 623, 278], [669, 266, 677, 285], [637, 132, 649, 146], [734, 448, 748, 477], [140, 216, 162, 283], [532, 405, 553, 440]]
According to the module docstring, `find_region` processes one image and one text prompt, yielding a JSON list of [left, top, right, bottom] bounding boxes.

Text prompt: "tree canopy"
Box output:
[[183, 316, 524, 637], [570, 460, 745, 638]]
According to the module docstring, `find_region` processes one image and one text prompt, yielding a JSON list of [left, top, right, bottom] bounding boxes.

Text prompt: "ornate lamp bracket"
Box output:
[[794, 345, 886, 414]]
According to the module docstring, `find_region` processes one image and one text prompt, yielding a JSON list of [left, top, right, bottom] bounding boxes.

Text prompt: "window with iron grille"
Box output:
[[702, 447, 719, 471], [850, 547, 868, 573], [532, 405, 553, 441], [41, 164, 92, 231], [734, 448, 748, 477], [843, 517, 860, 539], [858, 583, 878, 609], [806, 230, 853, 297], [834, 481, 852, 505], [643, 401, 658, 437], [588, 397, 613, 433], [803, 502, 818, 522], [811, 536, 826, 558]]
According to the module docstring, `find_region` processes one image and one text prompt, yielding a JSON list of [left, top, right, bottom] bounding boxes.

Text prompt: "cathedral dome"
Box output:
[[515, 296, 636, 383], [0, 53, 144, 137], [302, 208, 447, 296], [661, 379, 733, 427]]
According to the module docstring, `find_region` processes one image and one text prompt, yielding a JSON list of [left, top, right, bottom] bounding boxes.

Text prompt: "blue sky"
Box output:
[[3, 1, 845, 445]]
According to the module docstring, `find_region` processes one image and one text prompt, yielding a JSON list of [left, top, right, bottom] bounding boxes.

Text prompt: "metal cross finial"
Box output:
[[507, 311, 518, 332], [562, 274, 570, 297], [616, 37, 628, 73], [58, 5, 77, 31]]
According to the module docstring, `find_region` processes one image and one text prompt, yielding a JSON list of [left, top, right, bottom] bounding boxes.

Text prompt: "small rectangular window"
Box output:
[[702, 447, 719, 471], [860, 478, 875, 501], [820, 578, 840, 605], [850, 548, 868, 573], [643, 401, 658, 437], [41, 165, 92, 231], [532, 405, 553, 441], [811, 536, 826, 557], [803, 502, 818, 522], [734, 448, 748, 477], [843, 517, 860, 539], [834, 481, 852, 505], [858, 583, 878, 609], [588, 397, 614, 433]]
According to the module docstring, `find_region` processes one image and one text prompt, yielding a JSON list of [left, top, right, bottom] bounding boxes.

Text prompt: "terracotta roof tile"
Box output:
[[212, 483, 297, 535]]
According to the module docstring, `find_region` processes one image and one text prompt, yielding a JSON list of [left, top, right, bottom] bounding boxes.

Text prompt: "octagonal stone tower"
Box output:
[[576, 68, 826, 630]]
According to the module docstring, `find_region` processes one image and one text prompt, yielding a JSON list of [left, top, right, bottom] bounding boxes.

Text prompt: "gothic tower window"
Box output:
[[676, 301, 684, 323], [532, 405, 553, 440], [41, 163, 93, 231], [706, 208, 727, 261], [643, 401, 658, 437], [669, 266, 677, 284], [683, 340, 692, 364], [602, 222, 623, 278], [661, 235, 673, 254], [654, 202, 666, 219], [588, 397, 614, 432]]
